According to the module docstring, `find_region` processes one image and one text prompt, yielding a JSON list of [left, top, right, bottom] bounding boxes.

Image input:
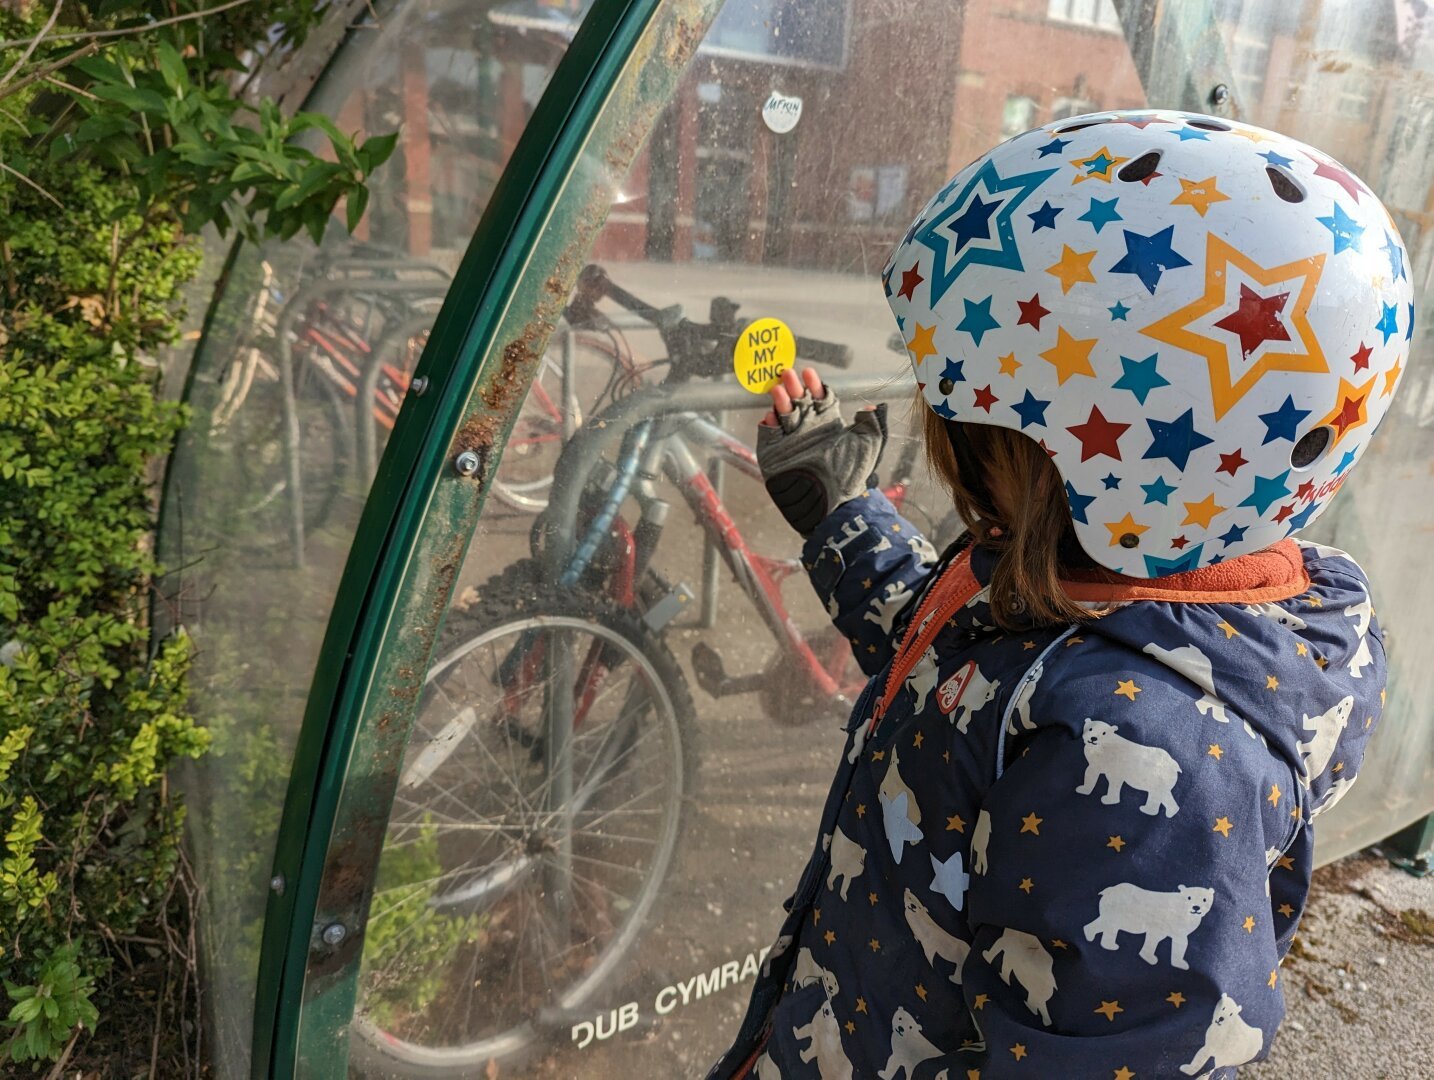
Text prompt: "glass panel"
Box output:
[[1209, 0, 1434, 861], [348, 2, 1173, 1076], [156, 4, 578, 1074]]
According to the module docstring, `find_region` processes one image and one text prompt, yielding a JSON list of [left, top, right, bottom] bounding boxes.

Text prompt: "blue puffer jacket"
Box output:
[[709, 489, 1385, 1080]]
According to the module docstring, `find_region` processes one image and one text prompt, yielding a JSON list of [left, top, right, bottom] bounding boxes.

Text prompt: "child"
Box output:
[[711, 110, 1408, 1079]]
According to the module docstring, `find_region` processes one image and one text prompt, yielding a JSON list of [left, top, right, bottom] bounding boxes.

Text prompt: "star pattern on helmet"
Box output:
[[1109, 225, 1192, 294], [1316, 203, 1364, 253], [1069, 146, 1128, 184], [1143, 235, 1328, 419], [1317, 374, 1377, 447]]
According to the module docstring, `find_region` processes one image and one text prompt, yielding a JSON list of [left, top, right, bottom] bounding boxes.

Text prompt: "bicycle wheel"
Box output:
[[490, 330, 634, 513], [350, 580, 696, 1077]]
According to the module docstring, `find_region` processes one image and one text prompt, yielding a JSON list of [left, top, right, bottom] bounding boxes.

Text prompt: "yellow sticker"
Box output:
[[733, 317, 797, 393]]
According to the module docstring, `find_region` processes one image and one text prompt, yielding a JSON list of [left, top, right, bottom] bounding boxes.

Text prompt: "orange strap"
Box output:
[[867, 548, 983, 736]]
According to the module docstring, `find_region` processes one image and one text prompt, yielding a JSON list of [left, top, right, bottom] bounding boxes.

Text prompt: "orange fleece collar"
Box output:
[[1061, 539, 1310, 605]]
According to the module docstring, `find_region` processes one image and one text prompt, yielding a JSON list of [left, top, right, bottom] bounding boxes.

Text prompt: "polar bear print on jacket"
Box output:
[[1178, 993, 1264, 1076], [908, 534, 939, 564], [879, 749, 923, 863], [905, 645, 940, 712], [1142, 642, 1232, 723], [970, 809, 992, 875], [864, 581, 914, 636], [981, 929, 1056, 1026], [1344, 588, 1373, 637], [947, 665, 1001, 733], [1297, 695, 1353, 782], [1075, 719, 1181, 817], [902, 888, 970, 984], [792, 947, 840, 1000], [876, 1006, 942, 1080], [1008, 658, 1044, 732], [1082, 882, 1214, 969], [1242, 602, 1307, 630], [1313, 774, 1358, 819], [1347, 635, 1374, 679], [753, 1051, 781, 1080], [793, 996, 852, 1080], [826, 826, 866, 901], [761, 933, 793, 979]]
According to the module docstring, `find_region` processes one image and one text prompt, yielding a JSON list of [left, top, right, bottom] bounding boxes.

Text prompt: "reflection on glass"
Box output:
[[158, 3, 573, 1075]]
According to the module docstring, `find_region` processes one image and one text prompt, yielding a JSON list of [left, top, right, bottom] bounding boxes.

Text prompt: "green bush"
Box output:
[[0, 1, 394, 1065]]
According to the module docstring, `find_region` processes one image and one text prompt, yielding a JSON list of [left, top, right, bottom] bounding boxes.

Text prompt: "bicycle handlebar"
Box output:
[[796, 336, 852, 369]]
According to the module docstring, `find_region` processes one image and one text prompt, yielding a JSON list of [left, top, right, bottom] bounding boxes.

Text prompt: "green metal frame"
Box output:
[[251, 0, 724, 1074]]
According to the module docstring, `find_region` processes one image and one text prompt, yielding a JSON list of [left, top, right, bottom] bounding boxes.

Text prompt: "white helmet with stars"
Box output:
[[885, 109, 1411, 577]]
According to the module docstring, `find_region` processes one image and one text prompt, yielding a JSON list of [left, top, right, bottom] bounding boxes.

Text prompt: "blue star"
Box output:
[[1257, 395, 1312, 444], [941, 357, 967, 384], [1383, 231, 1406, 281], [930, 852, 970, 913], [1109, 225, 1193, 294], [1333, 449, 1358, 475], [1286, 500, 1322, 533], [1109, 300, 1131, 321], [932, 397, 957, 419], [1173, 126, 1211, 141], [944, 192, 1001, 253], [1209, 554, 1225, 565], [1143, 408, 1214, 471], [956, 295, 1001, 346], [1407, 301, 1415, 341], [1145, 543, 1206, 577], [1260, 149, 1294, 168], [1065, 480, 1096, 524], [1079, 196, 1123, 234], [1316, 203, 1364, 254], [1083, 150, 1117, 176], [918, 159, 1058, 305], [1028, 200, 1063, 231], [1217, 522, 1249, 548], [1112, 352, 1169, 404], [1239, 470, 1292, 515], [1102, 472, 1121, 490], [1376, 302, 1399, 344], [1141, 476, 1177, 505], [879, 791, 923, 864], [1011, 390, 1050, 429], [1037, 137, 1070, 158]]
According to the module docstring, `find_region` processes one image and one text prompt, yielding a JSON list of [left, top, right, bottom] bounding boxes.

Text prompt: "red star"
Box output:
[[1066, 405, 1130, 462], [1214, 284, 1292, 358], [1117, 115, 1169, 129], [1306, 152, 1366, 202], [1350, 342, 1373, 372], [1295, 480, 1317, 502], [1274, 503, 1296, 523], [1330, 388, 1369, 436], [898, 263, 924, 302], [1017, 293, 1050, 330], [1217, 448, 1248, 476], [1038, 438, 1057, 458], [972, 384, 999, 412], [1171, 535, 1189, 549]]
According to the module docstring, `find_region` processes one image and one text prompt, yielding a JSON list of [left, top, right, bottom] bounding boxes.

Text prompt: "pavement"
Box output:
[[1247, 848, 1433, 1080]]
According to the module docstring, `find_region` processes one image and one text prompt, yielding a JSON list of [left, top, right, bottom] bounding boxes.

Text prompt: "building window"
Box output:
[[1336, 81, 1373, 120], [1003, 95, 1038, 137], [1047, 0, 1122, 31], [1051, 96, 1099, 121], [1229, 34, 1270, 110]]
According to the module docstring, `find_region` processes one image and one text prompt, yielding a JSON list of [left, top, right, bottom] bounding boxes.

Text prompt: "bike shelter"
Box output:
[[158, 1, 1434, 1076]]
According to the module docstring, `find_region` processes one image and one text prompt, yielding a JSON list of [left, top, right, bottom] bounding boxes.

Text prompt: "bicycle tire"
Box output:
[[350, 570, 697, 1078]]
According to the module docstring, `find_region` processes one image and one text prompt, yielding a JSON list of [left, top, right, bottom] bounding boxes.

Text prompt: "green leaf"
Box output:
[[357, 131, 400, 174], [345, 184, 370, 233], [88, 85, 168, 114], [155, 42, 188, 97]]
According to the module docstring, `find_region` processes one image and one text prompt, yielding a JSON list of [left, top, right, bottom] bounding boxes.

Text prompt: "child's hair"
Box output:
[[920, 398, 1103, 631]]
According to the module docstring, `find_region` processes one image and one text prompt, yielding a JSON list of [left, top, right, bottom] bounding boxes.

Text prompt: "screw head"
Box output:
[[1210, 83, 1231, 107], [454, 450, 481, 476], [321, 922, 347, 946], [269, 875, 285, 895], [410, 376, 429, 396]]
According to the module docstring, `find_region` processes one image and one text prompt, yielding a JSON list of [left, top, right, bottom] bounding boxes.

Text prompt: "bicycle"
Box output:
[[354, 266, 941, 1075]]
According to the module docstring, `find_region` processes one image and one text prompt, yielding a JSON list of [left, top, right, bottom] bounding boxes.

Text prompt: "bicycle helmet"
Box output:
[[885, 109, 1412, 577]]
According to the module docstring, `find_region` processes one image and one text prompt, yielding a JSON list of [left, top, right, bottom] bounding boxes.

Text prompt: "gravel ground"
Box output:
[[1247, 849, 1433, 1080]]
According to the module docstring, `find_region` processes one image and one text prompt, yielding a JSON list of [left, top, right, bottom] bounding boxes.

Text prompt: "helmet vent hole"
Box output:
[[1054, 119, 1109, 134], [1266, 166, 1306, 203], [1187, 118, 1231, 131], [1291, 426, 1332, 470], [1118, 151, 1163, 183]]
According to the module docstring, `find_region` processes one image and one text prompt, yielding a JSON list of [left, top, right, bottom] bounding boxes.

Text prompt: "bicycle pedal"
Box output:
[[641, 582, 695, 633], [690, 641, 765, 699]]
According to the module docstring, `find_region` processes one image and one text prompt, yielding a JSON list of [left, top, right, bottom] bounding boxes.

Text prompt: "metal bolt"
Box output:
[[1120, 532, 1141, 549], [269, 874, 285, 895], [410, 376, 429, 396], [1210, 84, 1231, 107], [454, 450, 481, 477], [321, 922, 347, 946]]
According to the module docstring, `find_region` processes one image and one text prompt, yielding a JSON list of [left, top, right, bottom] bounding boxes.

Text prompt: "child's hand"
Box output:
[[761, 366, 826, 428]]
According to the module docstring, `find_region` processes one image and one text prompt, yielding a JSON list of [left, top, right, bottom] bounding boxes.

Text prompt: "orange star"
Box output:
[[1069, 145, 1128, 183], [1384, 357, 1404, 397], [1010, 1043, 1028, 1061], [1104, 512, 1150, 548], [1243, 915, 1256, 933], [868, 938, 881, 952], [868, 891, 878, 905], [1212, 816, 1234, 837], [1094, 1000, 1124, 1021], [1167, 991, 1186, 1007], [1277, 854, 1295, 871], [1143, 235, 1328, 419], [856, 996, 868, 1014], [1018, 877, 1034, 893], [1266, 675, 1280, 691], [856, 803, 866, 818], [998, 352, 1022, 377], [967, 1071, 981, 1080], [813, 908, 821, 924], [1216, 620, 1239, 639], [1269, 968, 1279, 988], [824, 929, 836, 945], [1051, 939, 1069, 949], [1045, 245, 1099, 294], [1317, 374, 1377, 447], [1114, 679, 1141, 701], [845, 1020, 856, 1034], [1171, 175, 1231, 217], [947, 814, 966, 832], [914, 731, 925, 748], [1278, 903, 1294, 917], [1108, 835, 1126, 852], [1296, 642, 1308, 656], [871, 750, 885, 760], [916, 982, 928, 1001], [1020, 812, 1043, 835], [1182, 493, 1226, 529], [1040, 326, 1098, 384], [1114, 1069, 1136, 1080], [907, 323, 938, 364], [1208, 743, 1223, 759], [973, 994, 989, 1010], [1022, 640, 1037, 650], [1268, 783, 1282, 807]]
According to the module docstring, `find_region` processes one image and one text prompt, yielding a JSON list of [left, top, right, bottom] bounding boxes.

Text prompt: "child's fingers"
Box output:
[[760, 408, 778, 427], [801, 366, 825, 400], [779, 366, 805, 402], [771, 383, 793, 416]]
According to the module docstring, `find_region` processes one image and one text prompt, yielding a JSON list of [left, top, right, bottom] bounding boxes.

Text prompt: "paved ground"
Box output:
[[1248, 849, 1433, 1080]]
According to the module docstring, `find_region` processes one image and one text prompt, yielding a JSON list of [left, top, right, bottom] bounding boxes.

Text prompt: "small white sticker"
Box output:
[[761, 91, 803, 134]]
